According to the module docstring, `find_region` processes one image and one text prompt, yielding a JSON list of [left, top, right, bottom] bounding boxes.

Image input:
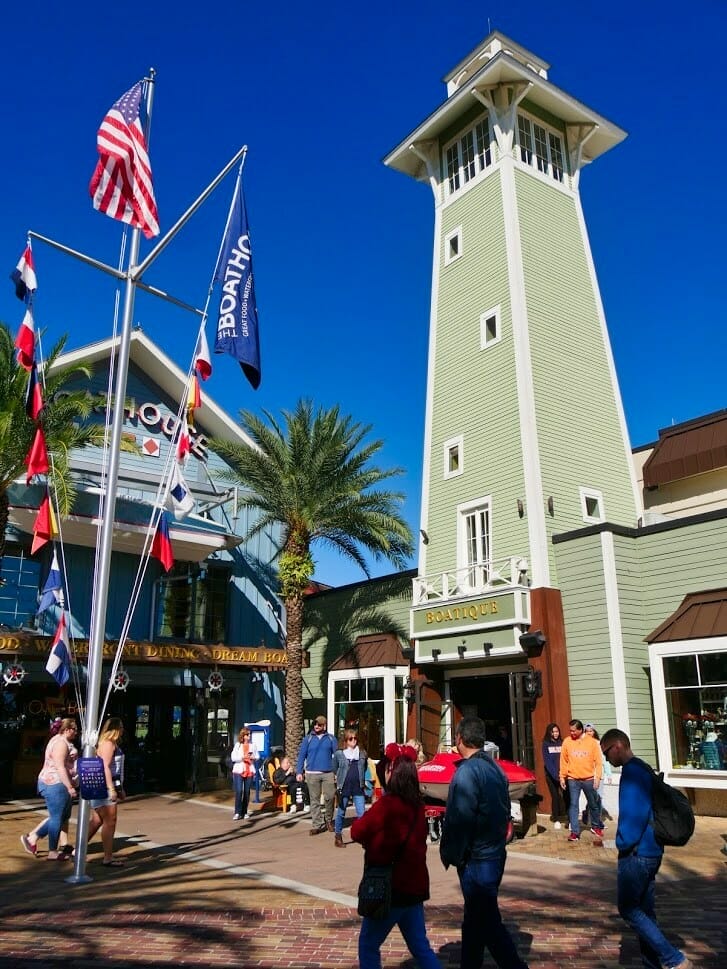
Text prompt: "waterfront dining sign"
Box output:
[[0, 633, 290, 669]]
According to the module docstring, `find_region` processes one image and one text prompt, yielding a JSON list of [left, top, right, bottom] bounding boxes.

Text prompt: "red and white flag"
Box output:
[[176, 414, 191, 464], [89, 81, 160, 239], [195, 326, 212, 381], [14, 307, 35, 370]]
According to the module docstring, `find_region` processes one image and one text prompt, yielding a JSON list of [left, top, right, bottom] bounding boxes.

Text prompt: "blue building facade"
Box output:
[[0, 331, 285, 796]]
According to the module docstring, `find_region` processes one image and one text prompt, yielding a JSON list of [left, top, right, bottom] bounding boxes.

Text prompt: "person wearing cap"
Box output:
[[296, 715, 338, 835]]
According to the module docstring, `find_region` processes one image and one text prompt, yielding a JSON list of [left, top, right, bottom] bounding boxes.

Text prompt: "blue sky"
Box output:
[[1, 1, 725, 587]]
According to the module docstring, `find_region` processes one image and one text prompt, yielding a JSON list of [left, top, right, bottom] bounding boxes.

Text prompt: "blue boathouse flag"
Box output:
[[213, 175, 261, 389]]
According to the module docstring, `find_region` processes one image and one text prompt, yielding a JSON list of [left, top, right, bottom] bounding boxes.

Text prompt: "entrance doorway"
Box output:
[[110, 687, 193, 792], [448, 671, 534, 769]]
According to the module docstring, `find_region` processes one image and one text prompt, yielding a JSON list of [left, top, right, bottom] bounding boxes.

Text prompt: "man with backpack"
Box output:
[[600, 729, 691, 969]]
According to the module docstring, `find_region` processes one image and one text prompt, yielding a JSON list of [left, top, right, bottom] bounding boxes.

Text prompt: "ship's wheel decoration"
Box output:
[[112, 669, 130, 692], [3, 662, 27, 686], [208, 669, 224, 692]]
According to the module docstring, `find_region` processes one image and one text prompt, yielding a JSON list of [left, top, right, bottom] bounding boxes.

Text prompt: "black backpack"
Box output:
[[638, 759, 695, 847]]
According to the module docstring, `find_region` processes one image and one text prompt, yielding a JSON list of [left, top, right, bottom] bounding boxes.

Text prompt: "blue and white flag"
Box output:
[[213, 174, 261, 389], [37, 549, 65, 614], [167, 462, 194, 521], [46, 613, 71, 687]]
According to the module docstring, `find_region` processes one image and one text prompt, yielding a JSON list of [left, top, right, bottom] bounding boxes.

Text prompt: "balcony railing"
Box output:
[[412, 556, 529, 606]]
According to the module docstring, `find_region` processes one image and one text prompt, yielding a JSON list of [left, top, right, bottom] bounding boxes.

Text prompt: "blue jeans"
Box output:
[[37, 781, 72, 851], [359, 902, 441, 968], [567, 778, 602, 834], [334, 793, 365, 835], [458, 855, 529, 969], [617, 854, 684, 968], [232, 774, 252, 816]]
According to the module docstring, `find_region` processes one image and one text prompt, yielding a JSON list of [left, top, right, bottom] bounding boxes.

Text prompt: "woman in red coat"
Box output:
[[351, 745, 441, 969]]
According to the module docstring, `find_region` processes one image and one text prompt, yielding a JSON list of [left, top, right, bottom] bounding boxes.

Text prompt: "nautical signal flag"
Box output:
[[151, 512, 174, 572], [89, 81, 160, 239], [38, 549, 64, 614], [14, 308, 36, 371], [25, 427, 49, 482], [187, 374, 201, 428], [25, 361, 44, 420], [176, 414, 191, 464], [46, 613, 71, 687], [167, 462, 194, 520], [32, 493, 58, 555], [10, 244, 37, 302], [213, 176, 261, 389], [195, 327, 212, 381]]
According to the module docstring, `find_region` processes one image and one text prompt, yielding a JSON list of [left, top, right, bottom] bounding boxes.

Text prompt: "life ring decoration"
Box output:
[[112, 669, 131, 692], [2, 662, 27, 686], [208, 670, 224, 692]]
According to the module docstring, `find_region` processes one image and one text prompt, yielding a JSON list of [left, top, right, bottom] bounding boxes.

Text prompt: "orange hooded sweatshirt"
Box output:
[[559, 734, 602, 783]]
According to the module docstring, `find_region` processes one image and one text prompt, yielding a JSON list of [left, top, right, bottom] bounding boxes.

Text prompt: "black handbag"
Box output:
[[357, 808, 418, 920]]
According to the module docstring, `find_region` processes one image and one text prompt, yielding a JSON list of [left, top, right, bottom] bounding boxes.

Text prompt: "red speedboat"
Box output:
[[417, 751, 536, 841]]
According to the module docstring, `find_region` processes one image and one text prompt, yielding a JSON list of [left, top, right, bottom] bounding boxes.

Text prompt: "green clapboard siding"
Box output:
[[515, 170, 637, 566], [426, 169, 529, 578]]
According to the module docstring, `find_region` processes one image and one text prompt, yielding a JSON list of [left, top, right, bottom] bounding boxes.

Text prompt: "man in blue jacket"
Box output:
[[600, 729, 691, 969], [296, 715, 338, 836], [440, 716, 529, 969]]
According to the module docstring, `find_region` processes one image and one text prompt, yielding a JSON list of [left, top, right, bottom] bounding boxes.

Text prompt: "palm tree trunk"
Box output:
[[0, 489, 9, 567], [284, 592, 305, 762]]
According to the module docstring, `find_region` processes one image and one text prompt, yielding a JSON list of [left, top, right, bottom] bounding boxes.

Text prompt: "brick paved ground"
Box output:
[[1, 792, 725, 968]]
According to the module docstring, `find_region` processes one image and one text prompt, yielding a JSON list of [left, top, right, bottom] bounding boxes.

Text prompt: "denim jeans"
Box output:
[[359, 902, 441, 968], [36, 781, 72, 851], [334, 792, 365, 834], [566, 777, 602, 834], [232, 774, 253, 816], [617, 854, 684, 969], [458, 854, 529, 969]]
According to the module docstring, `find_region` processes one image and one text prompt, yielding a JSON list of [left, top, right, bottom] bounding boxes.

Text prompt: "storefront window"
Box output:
[[329, 668, 409, 757], [663, 651, 727, 770], [206, 689, 234, 778], [156, 564, 230, 642]]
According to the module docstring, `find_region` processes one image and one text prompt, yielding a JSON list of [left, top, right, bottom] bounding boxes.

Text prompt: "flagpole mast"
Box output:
[[68, 72, 157, 885]]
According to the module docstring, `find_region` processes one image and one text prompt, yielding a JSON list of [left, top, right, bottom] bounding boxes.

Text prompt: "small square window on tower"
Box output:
[[479, 305, 501, 349], [444, 226, 463, 266], [443, 435, 464, 479], [580, 487, 605, 524]]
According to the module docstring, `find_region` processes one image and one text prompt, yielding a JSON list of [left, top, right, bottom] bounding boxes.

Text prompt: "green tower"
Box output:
[[385, 32, 641, 761]]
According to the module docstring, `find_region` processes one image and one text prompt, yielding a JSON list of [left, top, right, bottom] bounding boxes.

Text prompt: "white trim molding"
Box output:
[[600, 530, 630, 734]]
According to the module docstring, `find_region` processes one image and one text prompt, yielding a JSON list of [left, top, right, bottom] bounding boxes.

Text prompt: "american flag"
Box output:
[[89, 81, 160, 238]]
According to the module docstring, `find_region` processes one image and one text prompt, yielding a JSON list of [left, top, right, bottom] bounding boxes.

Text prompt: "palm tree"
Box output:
[[0, 322, 121, 563], [212, 399, 414, 759]]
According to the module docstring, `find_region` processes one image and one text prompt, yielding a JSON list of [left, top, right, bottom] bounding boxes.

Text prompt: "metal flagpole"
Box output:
[[67, 72, 158, 885], [24, 74, 248, 882]]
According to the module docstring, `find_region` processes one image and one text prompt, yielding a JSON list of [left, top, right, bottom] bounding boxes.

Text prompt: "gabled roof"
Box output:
[[384, 34, 626, 179], [646, 588, 727, 643], [642, 409, 727, 488], [54, 329, 257, 451]]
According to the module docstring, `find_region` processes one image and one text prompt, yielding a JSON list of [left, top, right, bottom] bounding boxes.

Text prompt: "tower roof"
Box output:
[[384, 31, 626, 179]]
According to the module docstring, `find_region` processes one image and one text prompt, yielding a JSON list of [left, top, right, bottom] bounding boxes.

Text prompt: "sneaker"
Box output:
[[568, 833, 579, 842], [591, 826, 605, 839], [303, 804, 310, 813], [232, 814, 241, 821], [20, 834, 37, 857], [243, 813, 251, 820], [554, 821, 562, 830]]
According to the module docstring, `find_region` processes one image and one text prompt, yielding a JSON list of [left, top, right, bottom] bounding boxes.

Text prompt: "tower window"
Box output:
[[443, 116, 494, 198], [444, 226, 463, 265], [443, 435, 464, 479], [480, 305, 501, 349], [580, 487, 605, 524], [516, 113, 566, 183]]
